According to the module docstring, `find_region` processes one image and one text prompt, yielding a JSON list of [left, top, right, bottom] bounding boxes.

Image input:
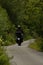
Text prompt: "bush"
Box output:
[[0, 33, 16, 46], [0, 47, 10, 65], [4, 34, 15, 46], [29, 38, 43, 52], [0, 54, 9, 65], [37, 38, 43, 51]]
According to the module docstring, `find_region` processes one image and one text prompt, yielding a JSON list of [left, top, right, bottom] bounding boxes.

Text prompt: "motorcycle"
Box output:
[[16, 37, 23, 46]]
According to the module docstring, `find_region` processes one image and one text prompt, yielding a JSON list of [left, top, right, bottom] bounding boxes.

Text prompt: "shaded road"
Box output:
[[6, 39, 43, 65]]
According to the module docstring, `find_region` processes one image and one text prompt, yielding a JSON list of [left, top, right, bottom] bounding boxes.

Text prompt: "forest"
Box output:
[[0, 0, 43, 65]]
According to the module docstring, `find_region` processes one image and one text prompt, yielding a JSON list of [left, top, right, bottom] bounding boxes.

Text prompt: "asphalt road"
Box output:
[[6, 39, 43, 65]]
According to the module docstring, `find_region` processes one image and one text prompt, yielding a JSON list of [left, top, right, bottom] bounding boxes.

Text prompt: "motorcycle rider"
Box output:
[[16, 25, 24, 46]]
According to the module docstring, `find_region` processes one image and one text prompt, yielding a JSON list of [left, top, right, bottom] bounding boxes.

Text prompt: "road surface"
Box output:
[[5, 39, 43, 65]]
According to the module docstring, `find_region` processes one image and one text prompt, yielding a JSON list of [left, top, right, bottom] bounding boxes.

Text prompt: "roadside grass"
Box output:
[[0, 47, 10, 65], [29, 42, 40, 51], [29, 38, 43, 52]]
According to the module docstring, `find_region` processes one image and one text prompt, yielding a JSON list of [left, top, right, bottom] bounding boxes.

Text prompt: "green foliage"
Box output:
[[0, 0, 43, 35], [0, 33, 16, 46], [0, 6, 10, 30], [0, 54, 9, 65], [36, 38, 43, 51], [4, 34, 16, 46], [0, 0, 43, 46], [0, 6, 16, 45], [29, 38, 43, 51], [0, 47, 10, 65], [0, 6, 11, 37], [21, 25, 33, 40]]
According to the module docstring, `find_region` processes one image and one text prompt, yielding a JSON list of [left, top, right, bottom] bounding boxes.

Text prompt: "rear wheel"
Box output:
[[18, 42, 21, 46]]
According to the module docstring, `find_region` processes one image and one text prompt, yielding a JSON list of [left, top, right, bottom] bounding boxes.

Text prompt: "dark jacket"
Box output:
[[16, 28, 24, 39]]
